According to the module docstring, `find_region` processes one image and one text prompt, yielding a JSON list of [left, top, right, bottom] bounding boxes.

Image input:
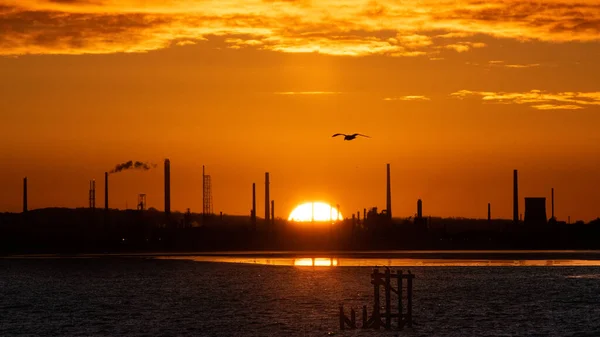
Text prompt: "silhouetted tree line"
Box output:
[[1, 208, 600, 254]]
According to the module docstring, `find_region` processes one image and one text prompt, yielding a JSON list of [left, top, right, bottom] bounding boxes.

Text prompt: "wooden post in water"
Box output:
[[339, 305, 344, 330], [398, 270, 403, 328], [407, 270, 413, 328], [385, 268, 391, 329], [340, 268, 415, 331], [362, 305, 367, 329], [373, 268, 381, 329]]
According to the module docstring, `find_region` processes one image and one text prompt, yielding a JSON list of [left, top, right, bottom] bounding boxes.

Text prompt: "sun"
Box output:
[[288, 202, 343, 222]]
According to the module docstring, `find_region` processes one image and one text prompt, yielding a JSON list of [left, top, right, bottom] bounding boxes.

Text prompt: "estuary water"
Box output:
[[1, 252, 600, 336]]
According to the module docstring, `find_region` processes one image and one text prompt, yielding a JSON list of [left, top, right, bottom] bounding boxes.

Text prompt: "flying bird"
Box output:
[[332, 133, 371, 141]]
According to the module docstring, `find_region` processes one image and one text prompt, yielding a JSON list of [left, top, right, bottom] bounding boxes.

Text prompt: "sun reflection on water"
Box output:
[[155, 255, 600, 267], [293, 258, 339, 267]]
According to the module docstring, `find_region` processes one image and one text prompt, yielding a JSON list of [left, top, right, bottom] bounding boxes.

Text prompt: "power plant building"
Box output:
[[524, 197, 547, 226]]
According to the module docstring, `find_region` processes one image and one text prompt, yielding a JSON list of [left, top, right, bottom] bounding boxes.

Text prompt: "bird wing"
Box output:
[[353, 133, 371, 138], [332, 133, 346, 137]]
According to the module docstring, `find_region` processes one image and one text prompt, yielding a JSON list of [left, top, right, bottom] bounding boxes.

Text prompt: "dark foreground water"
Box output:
[[2, 254, 600, 336]]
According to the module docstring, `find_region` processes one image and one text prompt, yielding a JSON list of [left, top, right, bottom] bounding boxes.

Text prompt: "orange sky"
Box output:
[[1, 0, 600, 221]]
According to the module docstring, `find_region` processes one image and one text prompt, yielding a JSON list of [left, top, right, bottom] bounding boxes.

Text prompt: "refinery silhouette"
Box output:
[[2, 160, 600, 254]]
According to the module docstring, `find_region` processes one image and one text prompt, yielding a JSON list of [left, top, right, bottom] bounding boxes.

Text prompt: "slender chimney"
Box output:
[[271, 200, 275, 226], [417, 199, 423, 218], [92, 180, 96, 210], [104, 172, 109, 211], [164, 159, 171, 215], [551, 188, 555, 219], [251, 183, 256, 224], [513, 169, 519, 223], [488, 203, 491, 222], [89, 180, 96, 210], [89, 180, 92, 208], [265, 172, 270, 222], [386, 163, 392, 219], [23, 177, 28, 213]]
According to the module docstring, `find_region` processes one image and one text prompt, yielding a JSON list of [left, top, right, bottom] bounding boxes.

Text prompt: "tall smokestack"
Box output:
[[104, 172, 109, 211], [202, 165, 205, 217], [551, 187, 555, 219], [417, 199, 423, 218], [271, 200, 275, 226], [164, 159, 171, 215], [386, 163, 392, 219], [89, 180, 96, 210], [513, 169, 519, 223], [488, 203, 491, 222], [93, 180, 96, 210], [252, 183, 256, 224], [265, 172, 270, 222], [23, 177, 28, 213]]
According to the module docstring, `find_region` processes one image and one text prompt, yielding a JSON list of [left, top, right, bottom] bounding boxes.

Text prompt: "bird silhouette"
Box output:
[[332, 133, 371, 141]]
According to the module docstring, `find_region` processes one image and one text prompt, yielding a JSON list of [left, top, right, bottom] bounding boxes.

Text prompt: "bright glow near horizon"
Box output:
[[294, 258, 339, 267], [288, 202, 343, 222]]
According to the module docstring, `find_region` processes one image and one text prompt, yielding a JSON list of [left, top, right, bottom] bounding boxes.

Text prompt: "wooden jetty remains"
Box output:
[[339, 268, 414, 330]]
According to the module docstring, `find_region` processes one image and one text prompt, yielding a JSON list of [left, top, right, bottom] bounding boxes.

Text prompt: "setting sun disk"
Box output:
[[288, 202, 343, 222]]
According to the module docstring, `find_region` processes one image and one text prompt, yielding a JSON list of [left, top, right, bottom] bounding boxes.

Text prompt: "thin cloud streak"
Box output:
[[451, 90, 600, 110], [2, 0, 600, 56], [384, 96, 431, 101], [273, 91, 342, 95], [531, 104, 584, 110], [487, 61, 542, 68]]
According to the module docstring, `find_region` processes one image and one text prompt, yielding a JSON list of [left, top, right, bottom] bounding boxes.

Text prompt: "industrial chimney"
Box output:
[[251, 183, 256, 225], [417, 199, 423, 218], [164, 159, 171, 215], [488, 203, 491, 222], [386, 163, 392, 220], [551, 188, 555, 219], [265, 172, 270, 222], [23, 177, 28, 213], [89, 180, 96, 210], [271, 200, 275, 226], [513, 169, 519, 223], [104, 172, 109, 211]]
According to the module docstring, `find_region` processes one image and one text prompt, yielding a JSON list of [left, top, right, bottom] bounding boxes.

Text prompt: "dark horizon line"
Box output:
[[6, 206, 594, 224]]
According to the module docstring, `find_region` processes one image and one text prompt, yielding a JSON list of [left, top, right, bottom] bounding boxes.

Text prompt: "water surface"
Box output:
[[2, 252, 599, 336]]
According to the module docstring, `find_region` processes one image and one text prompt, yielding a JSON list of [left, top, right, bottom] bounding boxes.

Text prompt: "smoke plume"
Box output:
[[109, 160, 157, 174]]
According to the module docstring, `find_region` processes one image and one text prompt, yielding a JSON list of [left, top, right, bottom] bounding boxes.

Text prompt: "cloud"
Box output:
[[384, 95, 431, 101], [487, 60, 541, 68], [443, 42, 486, 53], [273, 91, 342, 95], [531, 104, 584, 110], [451, 90, 600, 110], [504, 63, 541, 68], [2, 0, 600, 56]]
